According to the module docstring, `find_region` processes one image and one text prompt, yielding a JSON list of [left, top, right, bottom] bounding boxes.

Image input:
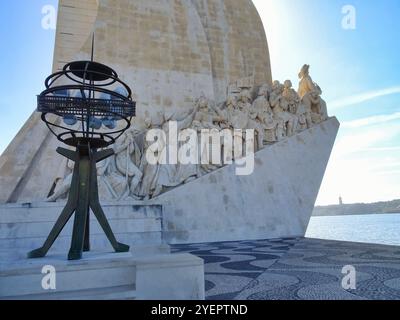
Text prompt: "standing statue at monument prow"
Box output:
[[298, 64, 329, 124]]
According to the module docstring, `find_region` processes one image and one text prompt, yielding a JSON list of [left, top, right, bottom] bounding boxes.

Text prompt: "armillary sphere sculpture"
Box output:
[[28, 59, 136, 260]]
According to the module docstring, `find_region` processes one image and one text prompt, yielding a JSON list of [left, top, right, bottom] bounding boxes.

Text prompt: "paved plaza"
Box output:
[[173, 237, 400, 300]]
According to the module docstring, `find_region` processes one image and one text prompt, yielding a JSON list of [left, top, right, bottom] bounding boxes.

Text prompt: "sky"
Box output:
[[0, 0, 58, 152], [0, 0, 399, 205]]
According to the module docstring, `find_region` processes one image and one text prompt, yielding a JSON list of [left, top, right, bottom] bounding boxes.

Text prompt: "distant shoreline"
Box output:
[[313, 199, 400, 217], [312, 212, 400, 218]]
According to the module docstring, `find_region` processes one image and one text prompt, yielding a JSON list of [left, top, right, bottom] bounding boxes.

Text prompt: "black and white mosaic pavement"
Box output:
[[172, 238, 400, 300]]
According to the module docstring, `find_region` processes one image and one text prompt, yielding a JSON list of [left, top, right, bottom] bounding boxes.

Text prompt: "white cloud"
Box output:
[[316, 123, 400, 205], [359, 146, 400, 152], [317, 153, 400, 205], [377, 170, 400, 175], [329, 86, 400, 109], [333, 126, 400, 157], [367, 160, 400, 175], [342, 112, 400, 128]]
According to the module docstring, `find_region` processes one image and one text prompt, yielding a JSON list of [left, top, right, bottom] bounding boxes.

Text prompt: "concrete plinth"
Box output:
[[0, 252, 204, 300], [0, 202, 163, 261], [135, 253, 205, 300]]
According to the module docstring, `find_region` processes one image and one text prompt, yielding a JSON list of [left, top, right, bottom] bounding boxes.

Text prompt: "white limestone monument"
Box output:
[[0, 0, 339, 299]]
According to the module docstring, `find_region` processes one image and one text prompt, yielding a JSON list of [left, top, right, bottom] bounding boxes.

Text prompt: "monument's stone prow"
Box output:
[[156, 117, 340, 244]]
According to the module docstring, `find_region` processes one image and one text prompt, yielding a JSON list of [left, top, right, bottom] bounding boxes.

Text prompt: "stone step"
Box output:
[[0, 202, 162, 223], [0, 252, 136, 298], [0, 232, 163, 257], [3, 285, 137, 300], [0, 217, 161, 239], [0, 252, 205, 300], [0, 202, 164, 255]]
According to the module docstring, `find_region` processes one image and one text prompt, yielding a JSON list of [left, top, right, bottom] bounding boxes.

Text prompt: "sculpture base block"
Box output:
[[0, 251, 204, 300], [0, 202, 163, 261]]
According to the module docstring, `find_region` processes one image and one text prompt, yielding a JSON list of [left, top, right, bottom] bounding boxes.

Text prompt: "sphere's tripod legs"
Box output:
[[27, 202, 76, 259], [68, 154, 91, 261], [27, 164, 79, 259], [90, 148, 130, 253], [90, 201, 130, 253], [27, 146, 130, 260], [83, 212, 90, 252]]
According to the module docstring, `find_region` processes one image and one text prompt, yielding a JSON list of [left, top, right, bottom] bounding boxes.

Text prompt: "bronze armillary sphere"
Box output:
[[28, 60, 136, 260]]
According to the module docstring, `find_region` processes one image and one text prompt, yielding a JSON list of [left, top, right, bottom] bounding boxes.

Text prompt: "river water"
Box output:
[[306, 213, 400, 246]]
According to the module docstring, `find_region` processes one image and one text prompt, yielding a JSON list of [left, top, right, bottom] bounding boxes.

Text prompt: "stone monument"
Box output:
[[0, 0, 339, 299]]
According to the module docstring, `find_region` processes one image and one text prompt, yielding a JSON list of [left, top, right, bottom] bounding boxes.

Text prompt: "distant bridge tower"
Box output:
[[339, 196, 344, 205]]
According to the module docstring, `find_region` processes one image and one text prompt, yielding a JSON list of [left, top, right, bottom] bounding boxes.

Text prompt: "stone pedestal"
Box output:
[[0, 202, 204, 300], [0, 202, 163, 261], [135, 253, 205, 300], [0, 252, 204, 300]]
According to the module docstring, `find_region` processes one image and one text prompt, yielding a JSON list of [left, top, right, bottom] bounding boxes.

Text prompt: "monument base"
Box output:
[[0, 251, 204, 300]]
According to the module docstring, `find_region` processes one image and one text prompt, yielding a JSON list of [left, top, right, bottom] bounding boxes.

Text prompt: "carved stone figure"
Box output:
[[234, 89, 263, 150], [113, 130, 143, 199], [276, 121, 287, 142], [251, 86, 271, 116], [251, 86, 277, 144], [46, 159, 74, 202], [156, 107, 199, 191], [270, 81, 297, 138], [298, 64, 329, 124], [97, 157, 127, 200], [226, 93, 248, 130], [194, 95, 222, 130], [262, 111, 278, 144], [47, 156, 126, 202], [137, 118, 163, 199], [283, 80, 300, 115], [193, 96, 223, 174], [298, 64, 317, 99], [208, 99, 232, 130], [295, 103, 311, 132]]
